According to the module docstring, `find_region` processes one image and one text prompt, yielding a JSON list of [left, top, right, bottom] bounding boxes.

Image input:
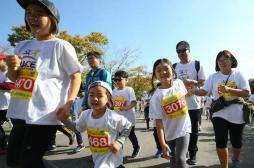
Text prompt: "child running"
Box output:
[[149, 58, 191, 168], [57, 81, 132, 168], [112, 70, 141, 158]]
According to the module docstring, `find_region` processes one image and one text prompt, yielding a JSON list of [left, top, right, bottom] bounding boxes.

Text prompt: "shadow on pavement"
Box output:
[[45, 155, 94, 168], [123, 155, 156, 164]]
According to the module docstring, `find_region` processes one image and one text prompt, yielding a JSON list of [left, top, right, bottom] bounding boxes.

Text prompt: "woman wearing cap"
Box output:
[[57, 81, 132, 168], [190, 50, 250, 168], [6, 0, 82, 167]]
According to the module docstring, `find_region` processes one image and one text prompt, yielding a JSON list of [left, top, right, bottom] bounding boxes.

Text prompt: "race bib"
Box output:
[[161, 92, 188, 119], [87, 127, 110, 154], [217, 81, 237, 98], [11, 56, 38, 99], [113, 96, 126, 112]]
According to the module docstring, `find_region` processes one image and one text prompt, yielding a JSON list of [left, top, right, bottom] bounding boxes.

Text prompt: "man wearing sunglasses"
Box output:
[[173, 41, 206, 165]]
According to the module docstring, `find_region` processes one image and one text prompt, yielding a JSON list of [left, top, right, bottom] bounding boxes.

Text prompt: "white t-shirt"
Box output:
[[0, 71, 11, 110], [7, 38, 83, 125], [112, 87, 137, 126], [76, 108, 131, 168], [174, 61, 206, 110], [149, 79, 191, 141], [202, 70, 250, 124]]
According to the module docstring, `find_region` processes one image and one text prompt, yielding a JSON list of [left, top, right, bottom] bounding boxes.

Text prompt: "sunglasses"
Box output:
[[176, 48, 188, 54]]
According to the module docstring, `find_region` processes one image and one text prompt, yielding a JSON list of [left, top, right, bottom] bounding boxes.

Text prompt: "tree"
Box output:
[[127, 66, 152, 99], [8, 26, 33, 47], [59, 31, 108, 64], [105, 48, 141, 74]]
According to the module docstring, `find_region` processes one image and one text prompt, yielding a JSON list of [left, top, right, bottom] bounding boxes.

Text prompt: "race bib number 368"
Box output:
[[87, 128, 110, 154], [161, 92, 188, 119]]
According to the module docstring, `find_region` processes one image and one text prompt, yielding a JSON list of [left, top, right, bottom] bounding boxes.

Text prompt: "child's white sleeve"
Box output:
[[129, 88, 137, 102], [115, 116, 132, 146], [149, 93, 164, 119]]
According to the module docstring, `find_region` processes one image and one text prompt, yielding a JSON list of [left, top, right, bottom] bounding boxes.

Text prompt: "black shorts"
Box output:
[[0, 110, 7, 125], [212, 117, 245, 148]]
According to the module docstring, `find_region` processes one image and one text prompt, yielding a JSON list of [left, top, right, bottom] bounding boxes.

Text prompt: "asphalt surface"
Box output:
[[0, 114, 254, 168]]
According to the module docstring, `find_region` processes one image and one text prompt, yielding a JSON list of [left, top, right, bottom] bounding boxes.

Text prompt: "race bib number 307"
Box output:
[[113, 96, 126, 112], [87, 128, 110, 154], [161, 92, 188, 119]]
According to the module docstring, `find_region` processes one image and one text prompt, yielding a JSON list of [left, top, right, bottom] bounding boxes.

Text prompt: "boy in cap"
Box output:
[[173, 41, 206, 165], [57, 81, 131, 168]]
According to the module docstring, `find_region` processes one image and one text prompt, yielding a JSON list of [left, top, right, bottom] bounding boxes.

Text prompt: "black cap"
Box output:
[[176, 41, 190, 50], [17, 0, 60, 22]]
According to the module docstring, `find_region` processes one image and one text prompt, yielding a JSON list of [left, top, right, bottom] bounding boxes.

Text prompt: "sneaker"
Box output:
[[230, 160, 240, 168], [131, 146, 141, 158], [73, 144, 85, 153], [186, 159, 197, 165], [155, 149, 162, 158]]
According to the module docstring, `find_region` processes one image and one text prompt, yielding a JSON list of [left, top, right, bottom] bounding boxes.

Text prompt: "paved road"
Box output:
[[0, 116, 253, 168]]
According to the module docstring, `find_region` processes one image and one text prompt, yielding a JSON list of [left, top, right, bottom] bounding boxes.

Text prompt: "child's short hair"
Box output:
[[86, 51, 102, 59], [114, 70, 128, 78]]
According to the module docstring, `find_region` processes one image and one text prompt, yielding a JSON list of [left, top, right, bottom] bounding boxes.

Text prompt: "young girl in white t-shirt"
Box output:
[[57, 81, 132, 168], [149, 58, 191, 168]]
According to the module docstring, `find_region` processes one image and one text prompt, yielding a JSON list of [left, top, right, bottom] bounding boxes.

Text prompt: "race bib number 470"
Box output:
[[161, 92, 188, 119], [87, 128, 110, 154]]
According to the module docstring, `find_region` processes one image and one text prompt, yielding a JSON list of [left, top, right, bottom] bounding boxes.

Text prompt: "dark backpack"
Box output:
[[173, 60, 200, 80]]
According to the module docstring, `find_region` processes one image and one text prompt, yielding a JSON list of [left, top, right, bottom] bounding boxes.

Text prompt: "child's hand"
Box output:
[[161, 143, 171, 160], [111, 141, 121, 154], [120, 106, 128, 111]]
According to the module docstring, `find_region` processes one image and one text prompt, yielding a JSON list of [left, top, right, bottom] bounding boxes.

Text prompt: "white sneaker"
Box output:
[[73, 144, 85, 153]]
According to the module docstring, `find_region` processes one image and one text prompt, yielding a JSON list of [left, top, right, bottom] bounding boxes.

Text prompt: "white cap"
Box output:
[[88, 81, 112, 95]]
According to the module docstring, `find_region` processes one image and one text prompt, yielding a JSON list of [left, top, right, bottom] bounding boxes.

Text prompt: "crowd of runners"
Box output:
[[0, 0, 253, 168]]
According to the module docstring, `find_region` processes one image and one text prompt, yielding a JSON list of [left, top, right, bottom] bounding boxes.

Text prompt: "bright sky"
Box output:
[[1, 0, 254, 79]]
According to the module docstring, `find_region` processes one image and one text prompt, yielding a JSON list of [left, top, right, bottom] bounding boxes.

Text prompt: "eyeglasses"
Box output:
[[25, 11, 48, 18], [176, 48, 188, 54], [217, 57, 231, 63]]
